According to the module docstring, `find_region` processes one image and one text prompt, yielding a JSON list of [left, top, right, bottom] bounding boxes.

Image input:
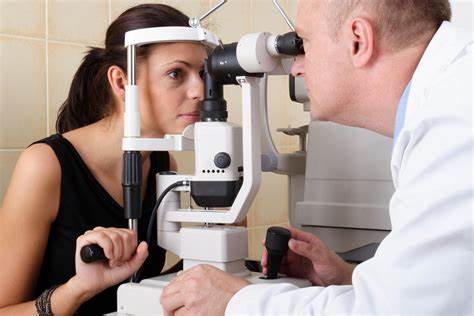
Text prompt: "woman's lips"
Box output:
[[179, 111, 200, 122]]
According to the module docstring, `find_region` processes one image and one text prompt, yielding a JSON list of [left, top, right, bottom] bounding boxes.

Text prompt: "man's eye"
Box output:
[[199, 69, 205, 79]]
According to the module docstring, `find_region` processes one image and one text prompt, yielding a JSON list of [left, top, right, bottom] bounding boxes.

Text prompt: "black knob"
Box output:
[[214, 152, 231, 169], [264, 226, 291, 279], [80, 244, 107, 263]]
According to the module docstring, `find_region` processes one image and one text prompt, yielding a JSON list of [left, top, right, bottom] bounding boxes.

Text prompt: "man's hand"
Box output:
[[262, 227, 355, 286], [161, 264, 250, 316]]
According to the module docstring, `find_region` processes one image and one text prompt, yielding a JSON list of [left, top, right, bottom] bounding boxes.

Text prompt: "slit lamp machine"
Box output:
[[80, 1, 394, 314]]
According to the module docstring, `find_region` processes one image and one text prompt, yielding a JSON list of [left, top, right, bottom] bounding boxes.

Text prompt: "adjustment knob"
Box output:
[[264, 226, 291, 279], [214, 152, 231, 169]]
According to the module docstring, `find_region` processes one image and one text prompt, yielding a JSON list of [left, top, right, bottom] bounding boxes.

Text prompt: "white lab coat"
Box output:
[[226, 22, 473, 315]]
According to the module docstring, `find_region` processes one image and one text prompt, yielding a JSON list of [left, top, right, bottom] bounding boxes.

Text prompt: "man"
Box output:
[[161, 0, 473, 314]]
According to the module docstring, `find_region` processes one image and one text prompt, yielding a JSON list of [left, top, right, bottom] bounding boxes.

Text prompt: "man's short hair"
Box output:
[[328, 0, 452, 50]]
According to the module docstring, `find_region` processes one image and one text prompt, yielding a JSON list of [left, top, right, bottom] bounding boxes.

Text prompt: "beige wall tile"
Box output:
[[0, 36, 46, 148], [111, 0, 210, 25], [251, 0, 291, 33], [207, 0, 251, 43], [247, 172, 289, 227], [172, 151, 194, 174], [280, 0, 297, 29], [288, 100, 310, 148], [48, 42, 89, 134], [224, 85, 242, 125], [0, 151, 21, 205], [0, 0, 46, 38], [110, 0, 152, 21], [266, 75, 292, 148], [164, 0, 210, 22], [247, 226, 267, 260], [163, 250, 180, 271], [48, 0, 109, 45]]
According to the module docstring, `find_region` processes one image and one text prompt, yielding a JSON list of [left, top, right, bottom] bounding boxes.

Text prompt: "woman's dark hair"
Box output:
[[56, 4, 189, 133]]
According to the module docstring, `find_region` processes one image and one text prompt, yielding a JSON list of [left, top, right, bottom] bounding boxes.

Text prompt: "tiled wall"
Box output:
[[0, 0, 308, 266]]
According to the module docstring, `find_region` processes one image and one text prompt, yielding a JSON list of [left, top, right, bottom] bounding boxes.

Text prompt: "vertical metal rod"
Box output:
[[272, 0, 295, 31], [128, 218, 138, 233], [127, 45, 136, 85]]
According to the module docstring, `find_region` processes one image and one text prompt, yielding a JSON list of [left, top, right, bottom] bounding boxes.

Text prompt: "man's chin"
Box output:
[[310, 110, 328, 122]]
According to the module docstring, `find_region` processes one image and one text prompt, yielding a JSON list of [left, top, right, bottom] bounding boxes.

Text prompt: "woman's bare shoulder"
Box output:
[[1, 143, 61, 222]]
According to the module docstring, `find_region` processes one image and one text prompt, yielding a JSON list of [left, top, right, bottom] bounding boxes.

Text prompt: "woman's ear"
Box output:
[[107, 65, 128, 104]]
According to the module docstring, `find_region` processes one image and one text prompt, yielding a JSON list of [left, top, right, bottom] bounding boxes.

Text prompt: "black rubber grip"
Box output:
[[80, 244, 107, 263], [264, 227, 291, 279], [122, 151, 143, 220]]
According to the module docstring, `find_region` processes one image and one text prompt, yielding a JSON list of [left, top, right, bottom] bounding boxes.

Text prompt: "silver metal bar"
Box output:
[[199, 0, 227, 22], [127, 45, 136, 85], [129, 218, 139, 283], [273, 0, 295, 32], [128, 218, 138, 235]]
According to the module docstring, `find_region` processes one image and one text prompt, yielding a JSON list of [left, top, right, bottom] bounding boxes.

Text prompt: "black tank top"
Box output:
[[32, 134, 168, 315]]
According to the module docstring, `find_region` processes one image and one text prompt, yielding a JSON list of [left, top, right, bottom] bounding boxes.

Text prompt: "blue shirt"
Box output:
[[393, 82, 412, 142]]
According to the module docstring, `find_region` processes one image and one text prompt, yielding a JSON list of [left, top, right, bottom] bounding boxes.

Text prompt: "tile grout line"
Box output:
[[48, 39, 102, 48], [247, 223, 290, 231], [0, 33, 44, 42], [45, 0, 49, 136], [0, 33, 100, 48]]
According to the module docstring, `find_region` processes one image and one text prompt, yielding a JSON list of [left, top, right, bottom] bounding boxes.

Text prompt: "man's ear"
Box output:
[[107, 65, 128, 103], [348, 17, 375, 68]]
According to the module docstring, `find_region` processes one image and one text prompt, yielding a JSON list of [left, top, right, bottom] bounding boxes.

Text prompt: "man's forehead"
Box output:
[[296, 0, 320, 35]]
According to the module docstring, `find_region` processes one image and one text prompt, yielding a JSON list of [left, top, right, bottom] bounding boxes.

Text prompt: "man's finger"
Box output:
[[162, 277, 185, 298], [288, 239, 320, 262], [161, 281, 186, 313], [261, 248, 268, 267], [287, 227, 321, 245]]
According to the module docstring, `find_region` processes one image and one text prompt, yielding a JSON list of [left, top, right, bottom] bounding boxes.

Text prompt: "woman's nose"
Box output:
[[291, 55, 305, 77], [188, 76, 205, 101]]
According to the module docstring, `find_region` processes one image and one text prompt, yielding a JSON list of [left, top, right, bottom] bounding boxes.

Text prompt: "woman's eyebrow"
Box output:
[[161, 60, 192, 67]]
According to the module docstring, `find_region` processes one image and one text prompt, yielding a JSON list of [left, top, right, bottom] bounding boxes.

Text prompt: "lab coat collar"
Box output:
[[406, 22, 473, 120]]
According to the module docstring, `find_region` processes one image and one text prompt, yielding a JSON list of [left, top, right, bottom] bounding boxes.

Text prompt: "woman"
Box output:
[[0, 4, 207, 315]]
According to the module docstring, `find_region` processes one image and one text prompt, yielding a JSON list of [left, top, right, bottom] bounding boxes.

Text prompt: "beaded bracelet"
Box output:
[[35, 285, 60, 316]]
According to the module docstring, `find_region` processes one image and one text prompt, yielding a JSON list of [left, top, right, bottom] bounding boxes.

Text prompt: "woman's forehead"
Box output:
[[147, 42, 208, 66]]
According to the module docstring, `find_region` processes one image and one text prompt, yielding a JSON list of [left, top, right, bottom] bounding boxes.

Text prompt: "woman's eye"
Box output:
[[168, 69, 181, 80], [199, 69, 205, 79]]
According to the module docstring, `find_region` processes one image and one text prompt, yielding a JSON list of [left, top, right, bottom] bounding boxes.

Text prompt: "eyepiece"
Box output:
[[275, 32, 305, 56]]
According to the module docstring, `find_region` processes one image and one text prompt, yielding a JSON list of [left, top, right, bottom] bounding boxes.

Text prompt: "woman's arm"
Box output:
[[0, 143, 81, 314], [0, 144, 149, 315]]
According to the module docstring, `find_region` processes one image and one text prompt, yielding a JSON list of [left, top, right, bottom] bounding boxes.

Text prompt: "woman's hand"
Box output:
[[261, 227, 355, 286], [70, 227, 148, 298]]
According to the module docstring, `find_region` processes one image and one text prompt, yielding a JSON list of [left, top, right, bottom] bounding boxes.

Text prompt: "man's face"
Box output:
[[293, 0, 353, 122]]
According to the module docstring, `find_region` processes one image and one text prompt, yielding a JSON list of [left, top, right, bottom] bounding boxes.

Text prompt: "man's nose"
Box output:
[[291, 55, 305, 77]]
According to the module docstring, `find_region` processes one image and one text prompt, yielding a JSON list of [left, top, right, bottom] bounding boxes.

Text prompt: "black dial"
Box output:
[[214, 152, 231, 169]]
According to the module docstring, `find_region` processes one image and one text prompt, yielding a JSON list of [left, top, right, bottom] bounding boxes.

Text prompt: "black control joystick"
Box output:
[[263, 226, 291, 279], [80, 244, 107, 263]]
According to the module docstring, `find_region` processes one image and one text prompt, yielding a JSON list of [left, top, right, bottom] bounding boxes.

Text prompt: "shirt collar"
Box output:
[[393, 81, 412, 142]]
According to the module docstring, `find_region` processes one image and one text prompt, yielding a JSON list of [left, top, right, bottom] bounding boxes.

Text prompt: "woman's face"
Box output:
[[137, 42, 208, 136]]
